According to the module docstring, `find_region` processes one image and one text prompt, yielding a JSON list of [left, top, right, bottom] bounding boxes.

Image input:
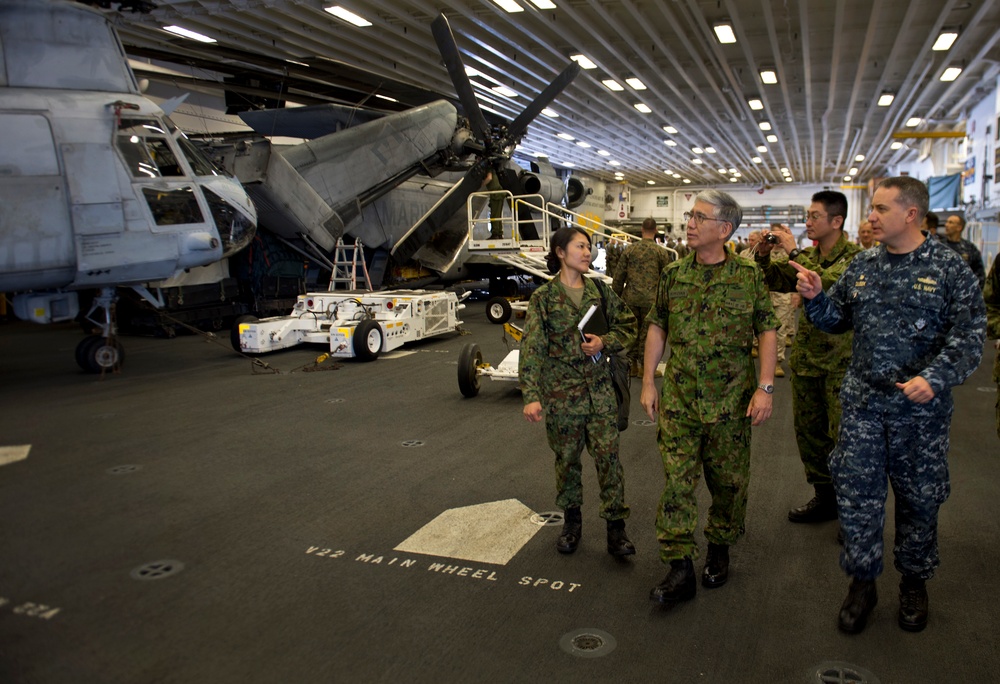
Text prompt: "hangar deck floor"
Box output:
[[0, 303, 998, 684]]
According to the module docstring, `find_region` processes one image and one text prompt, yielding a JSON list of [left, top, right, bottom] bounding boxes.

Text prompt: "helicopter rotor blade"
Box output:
[[507, 61, 581, 143], [431, 14, 491, 143]]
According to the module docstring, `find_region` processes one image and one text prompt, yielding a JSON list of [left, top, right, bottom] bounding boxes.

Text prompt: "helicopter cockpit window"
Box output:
[[142, 186, 204, 226], [116, 119, 186, 178], [175, 132, 220, 177]]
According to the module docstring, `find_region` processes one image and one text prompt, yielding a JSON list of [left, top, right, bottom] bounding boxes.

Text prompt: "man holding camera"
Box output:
[[754, 191, 862, 526]]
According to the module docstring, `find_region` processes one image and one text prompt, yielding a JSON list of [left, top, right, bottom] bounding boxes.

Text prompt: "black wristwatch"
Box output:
[[787, 248, 802, 261], [757, 383, 774, 394]]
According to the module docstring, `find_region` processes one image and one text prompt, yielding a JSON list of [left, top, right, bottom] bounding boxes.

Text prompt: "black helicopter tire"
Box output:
[[458, 343, 482, 398], [353, 319, 383, 361], [230, 315, 258, 353], [77, 335, 124, 374], [485, 297, 512, 324]]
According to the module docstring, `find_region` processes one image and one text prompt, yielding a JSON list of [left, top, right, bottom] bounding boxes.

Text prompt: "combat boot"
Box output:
[[838, 578, 878, 634], [630, 360, 643, 378], [898, 575, 928, 632], [650, 558, 696, 604], [701, 543, 729, 588], [606, 519, 635, 557], [557, 507, 581, 554], [788, 483, 839, 523]]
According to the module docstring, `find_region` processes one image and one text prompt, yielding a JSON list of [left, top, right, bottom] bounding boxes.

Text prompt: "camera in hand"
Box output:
[[764, 233, 781, 244]]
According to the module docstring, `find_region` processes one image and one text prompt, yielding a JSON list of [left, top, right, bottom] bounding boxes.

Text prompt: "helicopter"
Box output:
[[0, 0, 257, 373]]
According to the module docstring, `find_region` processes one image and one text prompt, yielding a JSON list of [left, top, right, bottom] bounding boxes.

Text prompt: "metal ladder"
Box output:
[[328, 238, 372, 291]]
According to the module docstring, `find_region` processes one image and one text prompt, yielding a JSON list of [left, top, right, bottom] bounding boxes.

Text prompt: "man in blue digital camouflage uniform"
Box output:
[[791, 176, 986, 635]]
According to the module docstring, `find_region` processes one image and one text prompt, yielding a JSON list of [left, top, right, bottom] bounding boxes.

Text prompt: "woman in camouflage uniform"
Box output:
[[520, 227, 638, 558]]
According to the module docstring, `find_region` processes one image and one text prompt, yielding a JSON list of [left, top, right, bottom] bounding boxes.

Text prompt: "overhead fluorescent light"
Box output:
[[602, 79, 624, 91], [940, 67, 962, 81], [163, 25, 216, 42], [491, 85, 518, 98], [766, 134, 777, 143], [528, 0, 557, 8], [375, 94, 398, 103], [757, 145, 767, 153], [752, 156, 762, 163], [647, 180, 656, 185], [844, 176, 852, 181], [576, 141, 591, 148], [609, 160, 621, 166], [683, 179, 692, 184], [932, 30, 958, 51], [705, 147, 717, 154], [906, 117, 922, 127], [323, 6, 372, 27], [541, 108, 559, 117], [691, 158, 704, 164], [663, 169, 673, 175], [560, 161, 575, 167], [855, 154, 865, 161], [625, 77, 647, 90], [718, 168, 728, 173], [849, 167, 858, 175], [492, 0, 524, 13], [729, 168, 738, 174], [557, 133, 575, 140], [663, 125, 678, 134], [663, 139, 677, 146], [890, 141, 904, 149], [759, 121, 772, 131], [732, 171, 741, 177], [784, 177, 792, 182], [692, 147, 704, 154], [672, 173, 681, 178], [759, 69, 778, 84], [731, 177, 739, 183], [877, 92, 894, 106], [713, 22, 737, 44], [634, 103, 652, 113], [571, 54, 597, 69], [598, 150, 611, 156], [748, 98, 764, 110]]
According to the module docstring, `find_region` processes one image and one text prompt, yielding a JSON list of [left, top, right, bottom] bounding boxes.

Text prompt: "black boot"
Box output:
[[650, 558, 696, 604], [898, 575, 928, 632], [606, 519, 636, 557], [838, 578, 878, 634], [702, 543, 730, 588], [788, 483, 839, 523], [557, 507, 581, 554]]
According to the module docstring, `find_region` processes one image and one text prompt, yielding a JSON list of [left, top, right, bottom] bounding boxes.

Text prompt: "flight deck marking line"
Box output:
[[0, 445, 30, 467]]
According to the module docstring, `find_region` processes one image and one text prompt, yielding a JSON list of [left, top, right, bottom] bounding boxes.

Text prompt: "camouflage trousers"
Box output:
[[791, 372, 844, 485], [625, 302, 652, 365], [545, 412, 630, 521], [771, 292, 795, 362], [655, 411, 751, 562], [831, 404, 952, 581]]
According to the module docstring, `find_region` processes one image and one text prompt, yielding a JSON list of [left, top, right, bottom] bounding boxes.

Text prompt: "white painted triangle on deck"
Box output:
[[394, 498, 542, 565], [0, 445, 31, 467]]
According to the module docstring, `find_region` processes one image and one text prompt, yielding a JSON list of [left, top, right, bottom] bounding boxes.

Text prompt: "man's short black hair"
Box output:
[[812, 190, 848, 221], [924, 211, 939, 229]]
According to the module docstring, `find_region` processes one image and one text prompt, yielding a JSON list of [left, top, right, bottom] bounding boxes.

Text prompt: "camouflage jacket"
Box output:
[[647, 252, 779, 424], [984, 252, 1000, 384], [758, 232, 862, 376], [604, 241, 626, 278], [941, 237, 986, 289], [611, 238, 675, 308], [520, 277, 636, 415], [804, 237, 986, 416]]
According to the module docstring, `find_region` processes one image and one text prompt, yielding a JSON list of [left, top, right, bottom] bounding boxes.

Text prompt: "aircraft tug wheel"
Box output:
[[485, 297, 512, 324], [353, 319, 383, 361], [76, 335, 125, 374], [230, 315, 258, 353], [458, 343, 482, 398]]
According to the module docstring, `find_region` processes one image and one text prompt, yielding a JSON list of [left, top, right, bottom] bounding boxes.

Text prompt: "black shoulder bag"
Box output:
[[594, 280, 632, 432]]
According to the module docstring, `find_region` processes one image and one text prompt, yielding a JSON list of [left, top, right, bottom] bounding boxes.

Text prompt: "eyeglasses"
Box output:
[[684, 211, 725, 226], [807, 212, 829, 221]]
